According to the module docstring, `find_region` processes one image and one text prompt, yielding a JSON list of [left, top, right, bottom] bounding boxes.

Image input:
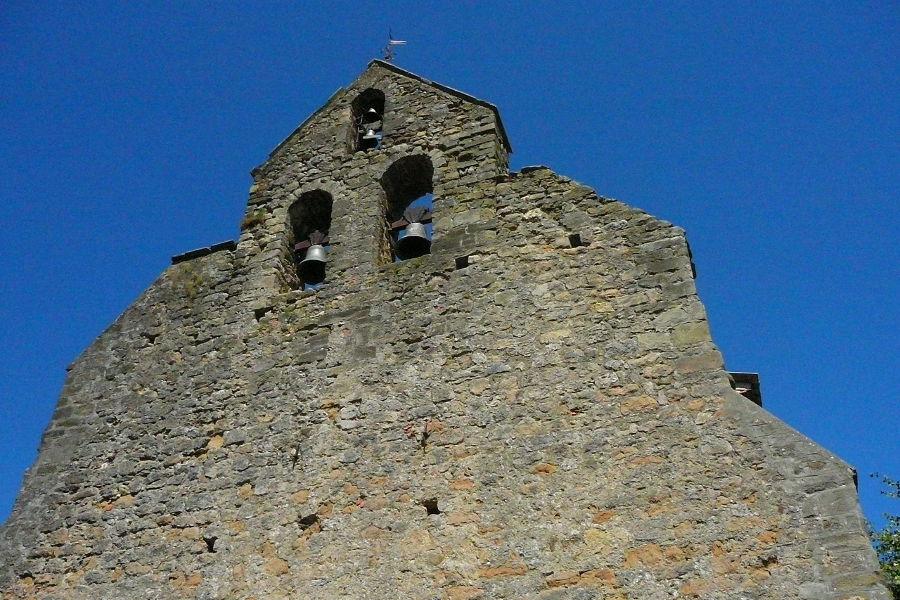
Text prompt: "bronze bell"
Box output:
[[359, 128, 381, 151], [362, 107, 380, 123], [395, 222, 431, 260], [298, 244, 327, 284]]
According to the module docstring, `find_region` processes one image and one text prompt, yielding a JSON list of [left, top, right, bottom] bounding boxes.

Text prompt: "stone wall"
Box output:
[[0, 61, 888, 599]]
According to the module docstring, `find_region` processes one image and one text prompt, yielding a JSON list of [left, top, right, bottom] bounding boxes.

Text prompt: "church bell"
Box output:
[[298, 244, 327, 284], [395, 222, 431, 260], [363, 107, 380, 122]]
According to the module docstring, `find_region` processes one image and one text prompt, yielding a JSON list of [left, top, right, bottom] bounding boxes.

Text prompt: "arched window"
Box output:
[[288, 190, 333, 290], [351, 88, 385, 152], [380, 155, 434, 262]]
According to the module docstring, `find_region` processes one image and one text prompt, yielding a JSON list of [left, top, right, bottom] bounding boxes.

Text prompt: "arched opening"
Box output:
[[351, 88, 385, 152], [380, 155, 434, 262], [288, 190, 333, 290]]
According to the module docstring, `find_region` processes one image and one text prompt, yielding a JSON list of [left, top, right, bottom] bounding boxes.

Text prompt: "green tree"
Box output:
[[872, 474, 900, 598]]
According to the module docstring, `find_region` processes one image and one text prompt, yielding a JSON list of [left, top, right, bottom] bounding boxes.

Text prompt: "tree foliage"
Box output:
[[872, 474, 900, 598]]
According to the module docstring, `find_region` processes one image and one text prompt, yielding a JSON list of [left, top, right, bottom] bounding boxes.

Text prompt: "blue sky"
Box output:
[[1, 2, 897, 529]]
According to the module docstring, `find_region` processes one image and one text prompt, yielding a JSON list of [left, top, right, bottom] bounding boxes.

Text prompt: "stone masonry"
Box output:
[[0, 61, 889, 599]]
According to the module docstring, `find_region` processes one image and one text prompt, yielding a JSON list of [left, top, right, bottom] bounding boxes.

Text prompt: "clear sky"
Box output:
[[1, 2, 897, 529]]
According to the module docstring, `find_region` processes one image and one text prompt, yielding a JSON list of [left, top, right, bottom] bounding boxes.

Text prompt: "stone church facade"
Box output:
[[0, 61, 888, 599]]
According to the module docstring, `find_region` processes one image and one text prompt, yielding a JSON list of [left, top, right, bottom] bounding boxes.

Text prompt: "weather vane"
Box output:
[[382, 29, 407, 62]]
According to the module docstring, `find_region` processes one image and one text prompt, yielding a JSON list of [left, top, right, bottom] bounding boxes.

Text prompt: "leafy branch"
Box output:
[[872, 473, 900, 598]]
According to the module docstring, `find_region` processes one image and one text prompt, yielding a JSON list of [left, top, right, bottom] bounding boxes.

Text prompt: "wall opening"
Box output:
[[729, 372, 762, 407], [420, 498, 441, 515], [288, 190, 333, 290], [298, 513, 320, 530], [351, 88, 385, 152], [380, 155, 434, 262]]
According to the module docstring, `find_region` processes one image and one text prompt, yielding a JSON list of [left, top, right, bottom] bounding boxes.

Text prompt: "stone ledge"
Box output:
[[171, 240, 237, 265]]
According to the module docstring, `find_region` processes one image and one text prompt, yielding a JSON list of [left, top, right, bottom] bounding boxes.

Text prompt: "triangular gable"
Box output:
[[258, 61, 512, 173]]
